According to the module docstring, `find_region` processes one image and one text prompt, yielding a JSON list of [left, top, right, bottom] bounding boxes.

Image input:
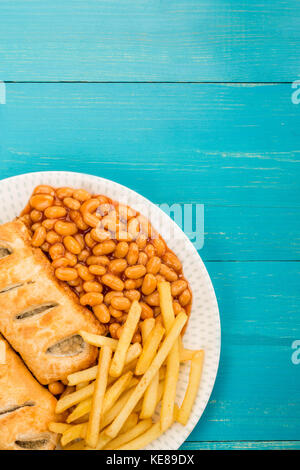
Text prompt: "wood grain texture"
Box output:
[[0, 0, 300, 81]]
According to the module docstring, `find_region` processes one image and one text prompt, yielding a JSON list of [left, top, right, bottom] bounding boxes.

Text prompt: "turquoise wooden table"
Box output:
[[0, 0, 299, 450]]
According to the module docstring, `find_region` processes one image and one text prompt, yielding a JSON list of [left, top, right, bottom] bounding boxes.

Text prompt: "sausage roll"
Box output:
[[0, 336, 58, 450], [0, 220, 103, 384]]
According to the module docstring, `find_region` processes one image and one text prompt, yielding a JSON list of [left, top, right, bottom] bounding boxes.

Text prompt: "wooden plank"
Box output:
[[1, 83, 299, 208], [181, 441, 300, 450], [185, 261, 300, 442], [0, 1, 299, 81]]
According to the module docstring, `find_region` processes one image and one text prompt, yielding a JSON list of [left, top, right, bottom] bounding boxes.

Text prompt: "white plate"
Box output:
[[0, 171, 221, 450]]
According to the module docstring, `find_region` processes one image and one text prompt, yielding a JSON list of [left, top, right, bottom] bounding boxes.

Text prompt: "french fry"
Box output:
[[48, 422, 71, 434], [116, 422, 161, 450], [100, 388, 135, 430], [76, 381, 89, 390], [103, 419, 152, 450], [0, 340, 6, 364], [177, 350, 204, 425], [140, 318, 155, 344], [158, 281, 180, 432], [109, 300, 141, 377], [56, 382, 95, 413], [118, 406, 178, 450], [135, 323, 165, 375], [67, 373, 138, 423], [120, 412, 139, 433], [79, 331, 118, 349], [180, 348, 198, 362], [61, 422, 88, 447], [64, 440, 85, 450], [86, 346, 112, 448], [67, 343, 141, 386], [140, 372, 159, 419], [105, 311, 187, 438], [87, 413, 139, 451]]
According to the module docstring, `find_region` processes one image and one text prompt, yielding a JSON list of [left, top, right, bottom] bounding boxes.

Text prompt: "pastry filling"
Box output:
[[0, 401, 35, 417], [46, 334, 85, 357], [15, 437, 49, 449], [0, 280, 35, 294], [15, 302, 59, 320]]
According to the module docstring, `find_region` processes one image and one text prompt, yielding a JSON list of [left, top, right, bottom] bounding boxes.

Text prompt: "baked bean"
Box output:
[[80, 292, 103, 306], [48, 381, 65, 395], [109, 258, 127, 274], [127, 243, 139, 265], [83, 281, 103, 293], [138, 252, 148, 265], [116, 326, 124, 339], [30, 194, 54, 211], [87, 255, 110, 266], [90, 228, 111, 242], [179, 289, 191, 307], [52, 257, 70, 269], [146, 256, 161, 275], [89, 264, 106, 276], [31, 226, 47, 247], [55, 267, 78, 281], [142, 273, 157, 295], [80, 198, 100, 215], [124, 279, 136, 290], [109, 305, 123, 319], [42, 218, 57, 230], [93, 240, 116, 256], [125, 265, 146, 280], [63, 235, 81, 255], [111, 296, 131, 311], [171, 279, 188, 297], [135, 278, 143, 288], [104, 291, 123, 305], [159, 263, 178, 282], [132, 333, 142, 343], [144, 243, 156, 258], [109, 323, 120, 339], [68, 278, 81, 287], [155, 314, 163, 325], [114, 241, 129, 259], [101, 213, 117, 231], [41, 242, 50, 252], [73, 189, 91, 202], [144, 291, 160, 307], [77, 265, 95, 282], [49, 242, 65, 260], [173, 301, 182, 315], [46, 230, 61, 245], [152, 238, 166, 257], [77, 249, 90, 262], [74, 233, 85, 250], [102, 274, 124, 291], [136, 234, 147, 250], [64, 252, 78, 267], [127, 217, 140, 239], [34, 185, 55, 196], [56, 187, 74, 199], [117, 204, 136, 221], [137, 215, 152, 237], [30, 210, 43, 223], [163, 252, 182, 272], [116, 231, 133, 242], [69, 210, 89, 231], [93, 304, 110, 323], [139, 302, 154, 319], [83, 211, 100, 228], [124, 289, 141, 302], [156, 274, 165, 283], [31, 222, 42, 232], [154, 307, 161, 316], [44, 206, 67, 219], [54, 220, 78, 236], [63, 197, 81, 210], [85, 232, 97, 249], [97, 203, 112, 217]]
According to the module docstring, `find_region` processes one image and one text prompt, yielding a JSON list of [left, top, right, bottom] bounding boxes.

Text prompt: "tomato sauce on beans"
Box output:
[[20, 185, 192, 339]]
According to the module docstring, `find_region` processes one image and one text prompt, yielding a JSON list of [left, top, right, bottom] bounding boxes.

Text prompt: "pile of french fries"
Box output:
[[49, 281, 204, 450]]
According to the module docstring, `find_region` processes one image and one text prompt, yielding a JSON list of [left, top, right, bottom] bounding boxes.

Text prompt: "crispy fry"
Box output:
[[56, 382, 95, 413], [177, 350, 204, 425], [61, 422, 88, 447], [116, 422, 161, 450], [120, 412, 139, 433], [86, 346, 112, 448], [158, 281, 180, 432], [79, 331, 118, 349], [87, 413, 139, 451], [100, 388, 135, 430], [135, 323, 165, 375], [48, 422, 71, 434], [109, 300, 141, 377], [103, 419, 152, 450], [64, 440, 86, 450], [105, 311, 187, 438], [140, 372, 159, 419], [140, 318, 155, 344], [76, 381, 89, 390]]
